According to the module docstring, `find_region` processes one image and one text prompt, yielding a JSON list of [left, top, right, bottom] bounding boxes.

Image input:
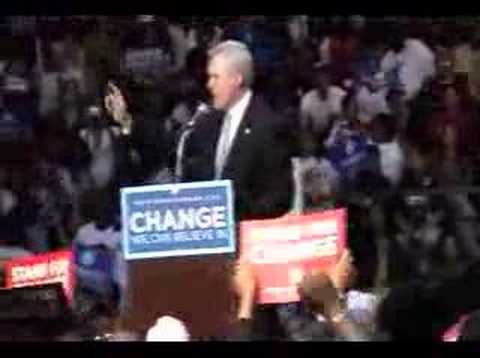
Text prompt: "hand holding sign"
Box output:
[[232, 259, 256, 320], [240, 209, 347, 304], [329, 249, 356, 292]]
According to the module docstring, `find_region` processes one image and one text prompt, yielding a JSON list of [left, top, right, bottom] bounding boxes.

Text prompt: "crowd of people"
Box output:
[[2, 15, 480, 340]]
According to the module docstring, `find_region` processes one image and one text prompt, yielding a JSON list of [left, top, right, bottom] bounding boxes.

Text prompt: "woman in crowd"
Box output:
[[101, 75, 174, 187]]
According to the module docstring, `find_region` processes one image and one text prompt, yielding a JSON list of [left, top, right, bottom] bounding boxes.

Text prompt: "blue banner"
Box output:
[[120, 180, 236, 260]]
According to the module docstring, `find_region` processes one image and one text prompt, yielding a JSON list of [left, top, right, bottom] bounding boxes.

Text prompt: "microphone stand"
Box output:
[[174, 103, 210, 182]]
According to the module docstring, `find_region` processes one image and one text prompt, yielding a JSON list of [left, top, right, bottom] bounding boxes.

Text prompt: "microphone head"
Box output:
[[196, 102, 210, 114]]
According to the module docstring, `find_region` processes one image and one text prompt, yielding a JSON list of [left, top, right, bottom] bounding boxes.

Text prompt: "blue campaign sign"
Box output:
[[120, 180, 236, 260]]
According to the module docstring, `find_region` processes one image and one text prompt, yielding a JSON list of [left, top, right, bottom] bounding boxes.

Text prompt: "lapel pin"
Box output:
[[245, 128, 251, 135]]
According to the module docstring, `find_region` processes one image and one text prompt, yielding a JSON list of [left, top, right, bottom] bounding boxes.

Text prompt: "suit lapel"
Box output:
[[222, 97, 257, 177]]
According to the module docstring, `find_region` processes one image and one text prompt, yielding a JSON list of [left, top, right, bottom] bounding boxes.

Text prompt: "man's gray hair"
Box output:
[[208, 40, 255, 88]]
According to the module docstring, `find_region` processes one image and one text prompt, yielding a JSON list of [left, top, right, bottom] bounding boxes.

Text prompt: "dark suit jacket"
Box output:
[[183, 95, 294, 221]]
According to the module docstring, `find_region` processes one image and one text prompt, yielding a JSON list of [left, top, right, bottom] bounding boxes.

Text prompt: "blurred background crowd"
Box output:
[[2, 15, 480, 341]]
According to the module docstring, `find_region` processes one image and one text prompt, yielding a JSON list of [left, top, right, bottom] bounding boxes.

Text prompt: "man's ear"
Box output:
[[234, 72, 245, 88]]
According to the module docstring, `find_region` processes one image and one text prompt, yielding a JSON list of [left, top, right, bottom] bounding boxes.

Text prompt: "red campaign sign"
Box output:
[[240, 209, 347, 304], [4, 250, 75, 302]]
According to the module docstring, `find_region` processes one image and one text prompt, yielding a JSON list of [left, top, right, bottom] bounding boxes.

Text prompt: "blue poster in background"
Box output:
[[121, 180, 236, 260]]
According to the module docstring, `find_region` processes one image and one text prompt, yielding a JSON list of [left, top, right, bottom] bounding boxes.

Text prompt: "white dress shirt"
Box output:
[[215, 89, 253, 178]]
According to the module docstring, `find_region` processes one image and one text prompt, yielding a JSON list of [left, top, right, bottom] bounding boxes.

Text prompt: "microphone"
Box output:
[[182, 102, 211, 130], [174, 102, 211, 182]]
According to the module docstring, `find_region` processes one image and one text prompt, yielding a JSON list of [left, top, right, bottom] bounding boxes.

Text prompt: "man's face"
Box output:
[[315, 71, 330, 94], [207, 54, 241, 110]]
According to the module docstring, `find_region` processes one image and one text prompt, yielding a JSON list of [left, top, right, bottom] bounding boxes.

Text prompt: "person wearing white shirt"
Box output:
[[288, 15, 309, 47], [377, 140, 405, 188], [381, 36, 436, 102], [355, 72, 391, 126], [300, 65, 347, 136], [214, 89, 252, 178], [184, 40, 294, 221]]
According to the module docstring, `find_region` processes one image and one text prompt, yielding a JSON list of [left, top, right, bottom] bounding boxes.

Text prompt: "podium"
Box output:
[[120, 254, 235, 340], [119, 181, 237, 339]]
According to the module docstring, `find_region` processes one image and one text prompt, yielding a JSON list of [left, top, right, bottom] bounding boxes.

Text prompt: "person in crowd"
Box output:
[[328, 249, 380, 327], [229, 257, 295, 341], [183, 40, 293, 221], [321, 22, 362, 87], [380, 28, 436, 103], [368, 113, 405, 188], [354, 72, 391, 130], [278, 249, 378, 341], [18, 124, 90, 252], [2, 62, 38, 130], [167, 17, 197, 75], [82, 17, 122, 101], [432, 33, 455, 86], [294, 156, 341, 213], [298, 272, 372, 341], [78, 105, 118, 191], [57, 77, 84, 131], [323, 118, 382, 192], [299, 156, 340, 212], [169, 46, 210, 131], [452, 26, 473, 82], [425, 81, 480, 177], [285, 39, 317, 97], [102, 75, 173, 187], [0, 175, 32, 285], [287, 16, 309, 49], [468, 33, 480, 104], [145, 316, 191, 342], [299, 64, 347, 151], [458, 310, 480, 341], [404, 73, 480, 268], [377, 259, 480, 340], [184, 46, 210, 103], [230, 247, 379, 341], [73, 182, 127, 317]]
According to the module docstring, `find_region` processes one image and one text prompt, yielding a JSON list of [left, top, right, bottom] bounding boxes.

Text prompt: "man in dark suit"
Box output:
[[179, 40, 295, 340], [183, 40, 293, 222]]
